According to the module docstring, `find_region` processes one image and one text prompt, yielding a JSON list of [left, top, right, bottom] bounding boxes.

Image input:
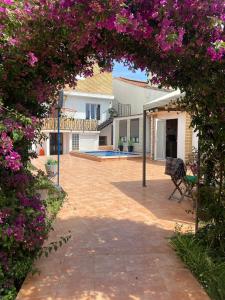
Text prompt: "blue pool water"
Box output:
[[84, 151, 139, 157]]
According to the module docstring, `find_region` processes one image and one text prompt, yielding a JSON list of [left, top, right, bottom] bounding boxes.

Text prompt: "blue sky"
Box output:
[[112, 62, 147, 81]]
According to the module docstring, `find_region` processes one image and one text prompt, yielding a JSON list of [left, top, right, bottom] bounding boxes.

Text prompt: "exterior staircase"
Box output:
[[97, 101, 131, 131], [97, 117, 113, 131]]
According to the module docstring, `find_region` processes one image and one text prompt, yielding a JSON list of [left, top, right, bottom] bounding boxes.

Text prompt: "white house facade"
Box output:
[[36, 69, 198, 161], [112, 77, 171, 154], [113, 78, 198, 161], [144, 90, 198, 161], [37, 71, 115, 156]]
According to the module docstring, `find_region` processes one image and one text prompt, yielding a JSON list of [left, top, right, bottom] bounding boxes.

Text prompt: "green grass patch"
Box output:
[[170, 232, 225, 300]]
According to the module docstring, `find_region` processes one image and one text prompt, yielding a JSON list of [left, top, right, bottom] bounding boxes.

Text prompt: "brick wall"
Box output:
[[184, 113, 193, 161]]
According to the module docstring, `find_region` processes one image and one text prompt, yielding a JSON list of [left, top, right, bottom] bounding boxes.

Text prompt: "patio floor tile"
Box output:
[[16, 155, 209, 300]]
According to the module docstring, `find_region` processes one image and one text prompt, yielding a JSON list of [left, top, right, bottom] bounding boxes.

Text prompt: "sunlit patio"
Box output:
[[17, 155, 209, 300]]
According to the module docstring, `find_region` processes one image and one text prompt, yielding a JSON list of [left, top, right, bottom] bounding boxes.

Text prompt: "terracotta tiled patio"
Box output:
[[17, 155, 209, 300]]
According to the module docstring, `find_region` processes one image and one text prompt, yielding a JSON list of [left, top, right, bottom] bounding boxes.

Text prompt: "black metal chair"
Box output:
[[165, 157, 198, 203], [165, 157, 186, 201]]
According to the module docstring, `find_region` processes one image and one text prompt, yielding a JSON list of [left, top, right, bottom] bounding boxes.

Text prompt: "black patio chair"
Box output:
[[165, 157, 198, 203], [165, 157, 186, 201]]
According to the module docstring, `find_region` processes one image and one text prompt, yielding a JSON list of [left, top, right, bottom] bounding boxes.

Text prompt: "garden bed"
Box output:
[[171, 232, 225, 300]]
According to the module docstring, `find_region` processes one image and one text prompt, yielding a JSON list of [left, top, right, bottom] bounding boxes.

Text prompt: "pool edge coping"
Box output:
[[70, 151, 142, 162]]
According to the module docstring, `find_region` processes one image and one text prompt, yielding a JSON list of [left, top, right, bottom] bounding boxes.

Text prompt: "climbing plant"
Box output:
[[0, 0, 224, 297]]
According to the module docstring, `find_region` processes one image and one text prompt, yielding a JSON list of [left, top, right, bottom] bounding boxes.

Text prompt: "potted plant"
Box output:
[[118, 138, 124, 151], [45, 158, 58, 177], [128, 139, 134, 152], [108, 107, 118, 118]]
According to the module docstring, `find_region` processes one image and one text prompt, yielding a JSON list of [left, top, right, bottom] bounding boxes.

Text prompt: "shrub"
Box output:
[[171, 232, 225, 300], [0, 168, 67, 299]]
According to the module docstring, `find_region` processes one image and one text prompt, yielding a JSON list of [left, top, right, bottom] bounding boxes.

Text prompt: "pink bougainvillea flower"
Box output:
[[27, 52, 38, 67], [0, 132, 13, 154], [8, 37, 18, 46], [3, 0, 14, 4], [5, 151, 22, 171]]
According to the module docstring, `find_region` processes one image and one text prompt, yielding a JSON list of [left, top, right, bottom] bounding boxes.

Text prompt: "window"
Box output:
[[99, 136, 107, 146], [130, 118, 139, 143], [85, 104, 90, 120], [119, 120, 127, 142], [86, 104, 101, 120], [96, 105, 100, 120], [72, 134, 79, 150]]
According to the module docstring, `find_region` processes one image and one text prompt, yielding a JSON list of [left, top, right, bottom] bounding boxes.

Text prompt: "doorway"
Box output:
[[166, 119, 178, 158], [155, 118, 178, 160], [50, 133, 63, 155]]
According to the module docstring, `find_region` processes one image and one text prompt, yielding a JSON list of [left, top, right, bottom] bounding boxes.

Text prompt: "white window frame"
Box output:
[[86, 103, 100, 120], [72, 134, 79, 150]]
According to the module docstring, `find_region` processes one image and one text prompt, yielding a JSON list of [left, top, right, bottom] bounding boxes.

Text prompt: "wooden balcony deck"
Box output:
[[42, 118, 98, 131]]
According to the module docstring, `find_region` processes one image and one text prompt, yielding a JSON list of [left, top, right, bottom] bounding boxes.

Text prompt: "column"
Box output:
[[46, 133, 50, 156], [69, 132, 73, 152]]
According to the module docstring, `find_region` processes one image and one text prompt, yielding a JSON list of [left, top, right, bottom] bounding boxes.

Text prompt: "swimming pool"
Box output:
[[84, 151, 139, 157], [70, 150, 141, 161]]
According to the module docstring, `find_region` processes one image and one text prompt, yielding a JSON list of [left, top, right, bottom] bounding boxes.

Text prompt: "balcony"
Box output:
[[42, 118, 98, 132], [111, 101, 131, 118]]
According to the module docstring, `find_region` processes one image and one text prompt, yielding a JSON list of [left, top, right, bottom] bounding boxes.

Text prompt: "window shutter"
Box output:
[[86, 104, 90, 119], [97, 105, 101, 120]]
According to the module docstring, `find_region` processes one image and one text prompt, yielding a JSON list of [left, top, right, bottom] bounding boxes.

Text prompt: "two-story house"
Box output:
[[37, 68, 133, 156], [37, 68, 198, 160], [37, 70, 114, 156]]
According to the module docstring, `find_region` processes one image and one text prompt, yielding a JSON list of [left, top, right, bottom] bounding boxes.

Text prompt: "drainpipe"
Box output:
[[143, 109, 147, 187]]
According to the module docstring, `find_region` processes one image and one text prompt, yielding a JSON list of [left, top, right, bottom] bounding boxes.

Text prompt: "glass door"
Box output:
[[50, 133, 63, 155]]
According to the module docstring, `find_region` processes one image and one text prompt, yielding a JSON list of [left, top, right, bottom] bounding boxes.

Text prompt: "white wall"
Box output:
[[79, 133, 99, 151], [113, 79, 169, 115], [152, 111, 186, 160], [37, 131, 100, 155], [35, 133, 49, 156], [63, 94, 113, 123], [63, 133, 70, 154], [100, 124, 113, 145], [113, 115, 150, 153]]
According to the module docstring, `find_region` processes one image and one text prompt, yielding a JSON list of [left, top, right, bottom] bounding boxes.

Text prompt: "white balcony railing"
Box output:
[[42, 118, 98, 131]]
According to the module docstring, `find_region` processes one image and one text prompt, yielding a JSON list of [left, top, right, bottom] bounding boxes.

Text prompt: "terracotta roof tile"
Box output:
[[115, 77, 148, 88], [115, 77, 172, 92]]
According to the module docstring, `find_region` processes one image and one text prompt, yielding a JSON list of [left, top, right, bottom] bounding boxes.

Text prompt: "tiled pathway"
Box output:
[[17, 155, 209, 300]]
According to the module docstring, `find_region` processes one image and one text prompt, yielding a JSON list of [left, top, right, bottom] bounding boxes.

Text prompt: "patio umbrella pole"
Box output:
[[143, 109, 147, 187]]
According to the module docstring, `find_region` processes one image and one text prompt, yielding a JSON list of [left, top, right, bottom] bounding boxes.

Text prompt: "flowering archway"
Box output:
[[0, 0, 224, 298]]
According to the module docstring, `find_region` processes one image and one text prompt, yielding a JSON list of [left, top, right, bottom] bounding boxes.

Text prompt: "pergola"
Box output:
[[142, 90, 185, 187]]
